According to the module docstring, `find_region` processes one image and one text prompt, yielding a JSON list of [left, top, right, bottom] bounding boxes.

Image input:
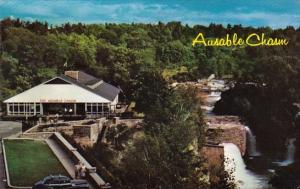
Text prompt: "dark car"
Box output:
[[32, 175, 90, 189]]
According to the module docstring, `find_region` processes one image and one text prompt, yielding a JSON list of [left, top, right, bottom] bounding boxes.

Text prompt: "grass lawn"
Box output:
[[3, 139, 68, 187]]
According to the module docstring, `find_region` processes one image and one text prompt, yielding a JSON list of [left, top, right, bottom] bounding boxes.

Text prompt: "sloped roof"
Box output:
[[60, 74, 121, 101], [4, 80, 111, 103], [77, 71, 101, 85], [94, 82, 121, 101], [4, 72, 121, 103]]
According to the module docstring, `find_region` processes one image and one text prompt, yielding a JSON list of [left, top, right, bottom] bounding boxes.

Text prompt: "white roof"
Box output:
[[4, 83, 111, 103]]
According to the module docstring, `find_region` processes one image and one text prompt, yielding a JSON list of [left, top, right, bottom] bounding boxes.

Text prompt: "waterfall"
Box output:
[[206, 91, 221, 104], [201, 91, 221, 115], [209, 91, 222, 97], [223, 143, 266, 189], [245, 126, 261, 157], [277, 138, 296, 166]]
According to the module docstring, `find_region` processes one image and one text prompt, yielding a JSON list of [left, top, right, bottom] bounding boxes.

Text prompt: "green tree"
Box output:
[[120, 73, 209, 188]]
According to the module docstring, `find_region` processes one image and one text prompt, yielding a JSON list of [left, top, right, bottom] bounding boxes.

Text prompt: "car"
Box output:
[[32, 175, 90, 189]]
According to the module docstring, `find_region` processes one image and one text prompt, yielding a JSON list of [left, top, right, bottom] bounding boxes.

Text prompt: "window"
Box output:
[[104, 104, 109, 112], [36, 104, 40, 113], [87, 104, 92, 113], [44, 177, 54, 184], [8, 103, 41, 115], [19, 104, 24, 112], [92, 104, 97, 113], [13, 105, 18, 112], [59, 176, 70, 184], [86, 103, 111, 116], [9, 104, 13, 112]]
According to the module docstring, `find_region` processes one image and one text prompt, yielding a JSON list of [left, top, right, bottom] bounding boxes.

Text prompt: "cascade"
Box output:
[[245, 126, 261, 157], [223, 143, 266, 189], [277, 138, 296, 166]]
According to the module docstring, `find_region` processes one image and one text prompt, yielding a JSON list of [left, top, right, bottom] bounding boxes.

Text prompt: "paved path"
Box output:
[[0, 121, 22, 140], [0, 121, 22, 189], [46, 138, 96, 189], [46, 138, 76, 178]]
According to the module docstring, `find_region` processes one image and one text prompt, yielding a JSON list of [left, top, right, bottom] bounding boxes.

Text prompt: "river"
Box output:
[[202, 79, 300, 189]]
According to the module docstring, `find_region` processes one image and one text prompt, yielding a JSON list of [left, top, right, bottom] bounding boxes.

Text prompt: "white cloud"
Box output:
[[0, 0, 299, 28]]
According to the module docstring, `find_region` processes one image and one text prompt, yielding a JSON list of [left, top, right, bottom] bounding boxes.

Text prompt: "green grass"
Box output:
[[4, 139, 68, 187]]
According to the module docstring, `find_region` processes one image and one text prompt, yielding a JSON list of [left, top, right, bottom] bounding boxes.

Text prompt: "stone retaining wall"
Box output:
[[208, 125, 246, 156], [115, 118, 143, 128], [206, 116, 247, 156], [19, 132, 54, 139]]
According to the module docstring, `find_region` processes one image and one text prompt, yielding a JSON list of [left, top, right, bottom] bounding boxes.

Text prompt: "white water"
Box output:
[[276, 138, 296, 166], [201, 91, 221, 115], [209, 91, 222, 97], [223, 143, 267, 189], [245, 126, 261, 157], [206, 91, 221, 104], [200, 105, 214, 112], [205, 81, 269, 188]]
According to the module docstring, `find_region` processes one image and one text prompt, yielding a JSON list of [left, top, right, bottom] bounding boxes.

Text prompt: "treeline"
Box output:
[[0, 18, 299, 102]]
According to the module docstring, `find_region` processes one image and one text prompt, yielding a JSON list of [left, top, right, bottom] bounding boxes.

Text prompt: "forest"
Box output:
[[1, 18, 300, 188], [1, 18, 299, 102]]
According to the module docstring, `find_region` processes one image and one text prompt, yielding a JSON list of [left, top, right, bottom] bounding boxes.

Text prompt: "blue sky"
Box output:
[[0, 0, 299, 28]]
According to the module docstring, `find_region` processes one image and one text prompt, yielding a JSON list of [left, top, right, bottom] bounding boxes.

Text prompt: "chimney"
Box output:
[[65, 71, 79, 80]]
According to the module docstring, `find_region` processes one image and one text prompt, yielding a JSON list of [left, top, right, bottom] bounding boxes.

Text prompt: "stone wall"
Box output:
[[73, 124, 100, 143], [208, 125, 246, 156], [114, 118, 143, 128], [72, 118, 107, 144], [19, 132, 54, 139], [206, 116, 247, 156]]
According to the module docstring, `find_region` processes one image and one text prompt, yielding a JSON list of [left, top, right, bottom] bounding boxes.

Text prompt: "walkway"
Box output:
[[0, 121, 22, 139], [46, 138, 76, 178], [46, 138, 96, 189]]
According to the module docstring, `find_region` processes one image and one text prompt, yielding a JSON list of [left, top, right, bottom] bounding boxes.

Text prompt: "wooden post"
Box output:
[[34, 102, 36, 115], [109, 103, 111, 115], [96, 103, 99, 115], [25, 103, 27, 115], [40, 103, 43, 115], [6, 103, 10, 115], [74, 103, 77, 115]]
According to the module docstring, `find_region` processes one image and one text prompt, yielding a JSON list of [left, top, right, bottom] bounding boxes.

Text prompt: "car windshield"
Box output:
[[43, 177, 53, 184], [43, 175, 70, 184], [59, 176, 71, 183]]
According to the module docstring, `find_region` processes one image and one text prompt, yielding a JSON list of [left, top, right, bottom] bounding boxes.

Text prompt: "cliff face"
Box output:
[[202, 144, 224, 167], [206, 116, 247, 156]]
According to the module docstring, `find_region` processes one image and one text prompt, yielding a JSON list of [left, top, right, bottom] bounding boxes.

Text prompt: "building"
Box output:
[[4, 71, 121, 118]]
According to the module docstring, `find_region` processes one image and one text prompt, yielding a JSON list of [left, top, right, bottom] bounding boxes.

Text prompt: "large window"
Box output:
[[86, 103, 110, 116], [7, 103, 42, 116]]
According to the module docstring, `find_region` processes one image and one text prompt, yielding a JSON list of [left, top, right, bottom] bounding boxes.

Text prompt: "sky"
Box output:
[[0, 0, 299, 28]]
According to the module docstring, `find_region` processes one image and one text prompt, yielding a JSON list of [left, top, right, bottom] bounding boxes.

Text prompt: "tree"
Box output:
[[120, 79, 209, 188]]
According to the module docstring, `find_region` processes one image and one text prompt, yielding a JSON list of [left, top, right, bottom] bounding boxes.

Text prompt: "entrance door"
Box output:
[[43, 103, 74, 115]]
